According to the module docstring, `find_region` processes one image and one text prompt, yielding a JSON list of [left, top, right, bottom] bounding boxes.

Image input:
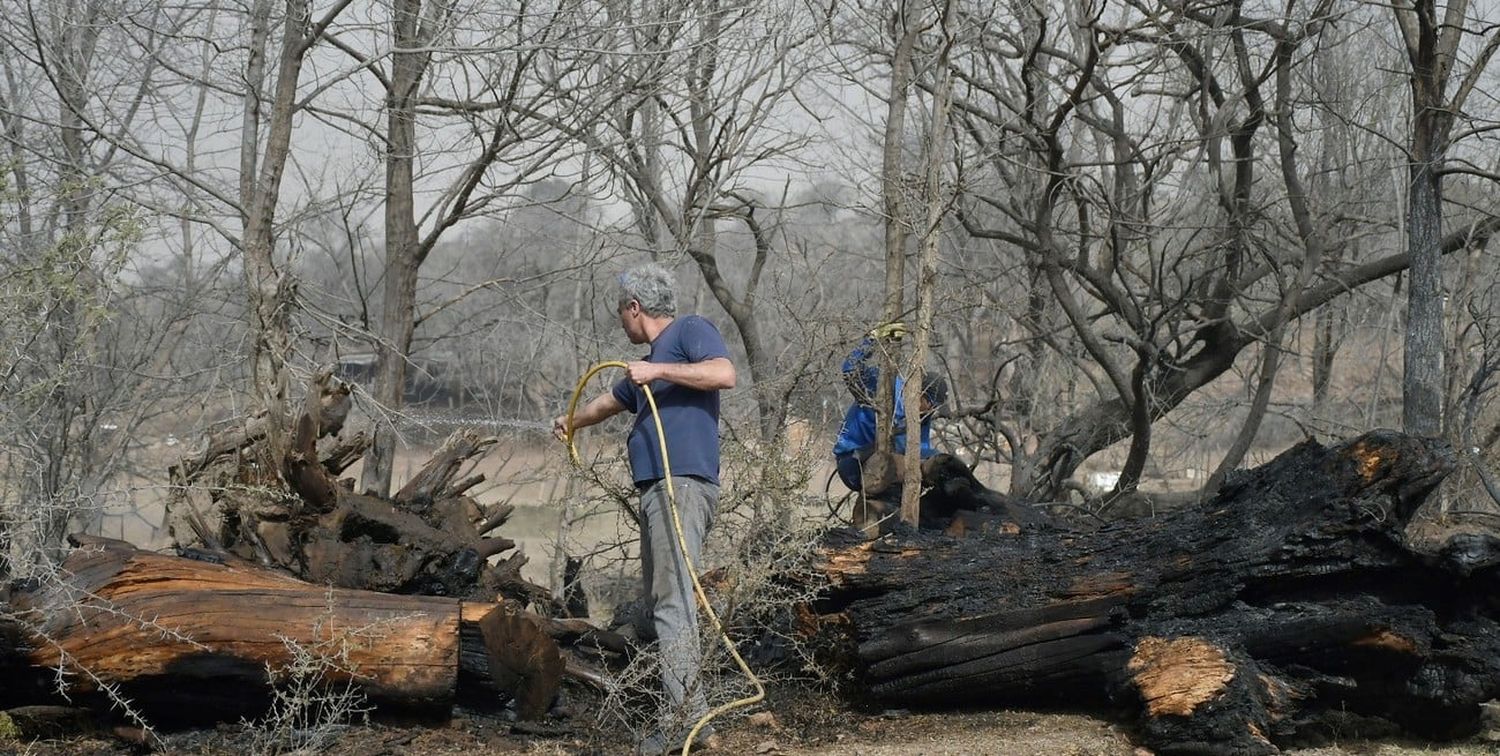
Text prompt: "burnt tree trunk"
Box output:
[[165, 372, 544, 606], [1, 538, 560, 723], [811, 431, 1500, 754]]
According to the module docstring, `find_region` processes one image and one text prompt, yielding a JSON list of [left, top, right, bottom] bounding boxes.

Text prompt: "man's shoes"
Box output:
[[635, 727, 719, 755]]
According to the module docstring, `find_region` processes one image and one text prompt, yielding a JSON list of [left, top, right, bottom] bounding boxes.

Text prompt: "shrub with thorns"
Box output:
[[242, 590, 409, 756]]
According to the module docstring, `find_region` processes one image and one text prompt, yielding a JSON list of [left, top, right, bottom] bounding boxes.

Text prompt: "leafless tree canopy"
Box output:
[[2, 0, 1499, 573]]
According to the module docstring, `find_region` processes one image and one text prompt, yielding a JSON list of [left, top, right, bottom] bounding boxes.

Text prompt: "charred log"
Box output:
[[851, 451, 1054, 534], [811, 431, 1500, 754], [918, 453, 1053, 531], [562, 556, 590, 619]]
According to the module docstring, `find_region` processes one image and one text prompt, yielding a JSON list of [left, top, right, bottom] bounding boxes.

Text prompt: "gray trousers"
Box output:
[[639, 475, 717, 731]]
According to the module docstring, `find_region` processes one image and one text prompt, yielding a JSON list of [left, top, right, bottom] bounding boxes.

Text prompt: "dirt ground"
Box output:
[[13, 682, 1500, 756]]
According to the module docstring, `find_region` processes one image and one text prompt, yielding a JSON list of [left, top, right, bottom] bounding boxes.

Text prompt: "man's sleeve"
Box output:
[[681, 316, 731, 363], [842, 337, 878, 406], [611, 378, 638, 413]]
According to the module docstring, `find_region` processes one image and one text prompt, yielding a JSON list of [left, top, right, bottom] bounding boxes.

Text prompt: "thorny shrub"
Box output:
[[242, 590, 405, 756]]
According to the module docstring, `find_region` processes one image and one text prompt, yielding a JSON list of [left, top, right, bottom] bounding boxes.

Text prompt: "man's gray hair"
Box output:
[[617, 263, 678, 317]]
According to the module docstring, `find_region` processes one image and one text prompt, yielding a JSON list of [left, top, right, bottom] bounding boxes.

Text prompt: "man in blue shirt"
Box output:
[[833, 324, 948, 510], [552, 263, 734, 755]]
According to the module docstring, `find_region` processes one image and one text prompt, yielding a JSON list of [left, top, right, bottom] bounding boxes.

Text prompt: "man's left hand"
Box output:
[[625, 361, 664, 385]]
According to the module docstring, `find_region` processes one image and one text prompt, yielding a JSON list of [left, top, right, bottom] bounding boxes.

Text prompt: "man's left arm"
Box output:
[[624, 357, 736, 390]]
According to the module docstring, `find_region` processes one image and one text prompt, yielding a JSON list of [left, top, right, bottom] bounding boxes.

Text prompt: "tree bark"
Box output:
[[366, 0, 444, 497], [876, 2, 921, 463], [1404, 152, 1445, 437], [2, 538, 560, 722], [1391, 0, 1500, 437], [1394, 0, 1450, 438], [810, 430, 1500, 754]]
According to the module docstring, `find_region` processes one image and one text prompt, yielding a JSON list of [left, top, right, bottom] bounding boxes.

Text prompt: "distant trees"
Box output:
[[1, 0, 1497, 571], [0, 1, 201, 572], [551, 0, 829, 440]]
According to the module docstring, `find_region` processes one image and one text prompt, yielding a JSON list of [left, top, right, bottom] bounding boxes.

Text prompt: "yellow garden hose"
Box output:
[[564, 361, 765, 755]]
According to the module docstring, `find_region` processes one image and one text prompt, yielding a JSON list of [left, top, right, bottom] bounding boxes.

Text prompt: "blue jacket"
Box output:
[[832, 338, 934, 458]]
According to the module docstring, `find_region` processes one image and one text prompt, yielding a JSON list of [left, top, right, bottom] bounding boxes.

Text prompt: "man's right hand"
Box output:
[[552, 414, 571, 443], [869, 321, 907, 342]]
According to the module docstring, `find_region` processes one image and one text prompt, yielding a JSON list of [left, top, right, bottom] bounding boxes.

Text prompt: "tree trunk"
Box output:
[[902, 5, 954, 526], [2, 538, 560, 722], [366, 0, 437, 497], [1403, 154, 1445, 437], [240, 0, 323, 478], [876, 5, 920, 461], [861, 4, 920, 534], [809, 431, 1500, 754], [1312, 303, 1338, 410], [364, 246, 418, 497], [1392, 0, 1482, 438]]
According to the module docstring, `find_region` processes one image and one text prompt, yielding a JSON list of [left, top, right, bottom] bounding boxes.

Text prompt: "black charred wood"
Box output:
[[812, 431, 1500, 752]]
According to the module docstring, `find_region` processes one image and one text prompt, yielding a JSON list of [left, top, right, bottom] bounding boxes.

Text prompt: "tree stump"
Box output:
[[164, 372, 544, 606]]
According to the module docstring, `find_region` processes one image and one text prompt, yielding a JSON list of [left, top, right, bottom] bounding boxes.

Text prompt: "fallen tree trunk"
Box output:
[[811, 431, 1500, 754], [0, 373, 637, 732], [2, 538, 561, 724]]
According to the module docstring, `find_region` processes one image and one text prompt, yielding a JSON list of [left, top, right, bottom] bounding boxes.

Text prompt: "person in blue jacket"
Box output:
[[833, 322, 947, 506]]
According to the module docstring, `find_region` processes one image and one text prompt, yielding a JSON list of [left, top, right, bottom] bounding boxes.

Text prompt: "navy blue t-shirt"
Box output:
[[611, 315, 731, 486]]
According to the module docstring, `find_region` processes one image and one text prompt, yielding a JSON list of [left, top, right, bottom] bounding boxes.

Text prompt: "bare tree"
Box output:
[[900, 0, 957, 525], [239, 0, 356, 468], [875, 0, 925, 474], [1204, 1, 1338, 495], [1389, 0, 1500, 437], [553, 0, 826, 440], [0, 2, 203, 572], [946, 0, 1500, 502], [354, 0, 593, 496], [360, 0, 450, 496]]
